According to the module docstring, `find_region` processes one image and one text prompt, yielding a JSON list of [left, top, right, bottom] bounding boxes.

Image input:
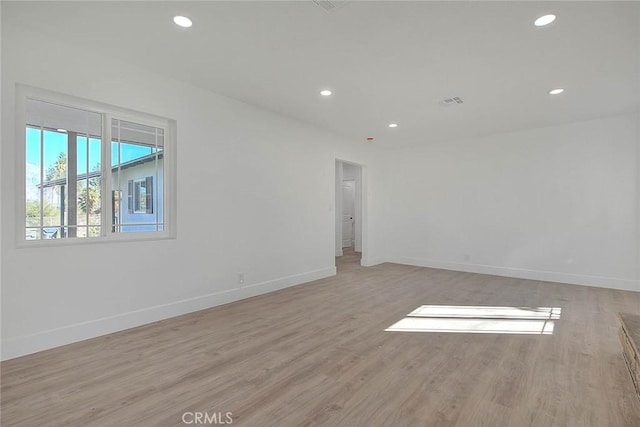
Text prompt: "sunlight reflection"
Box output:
[[385, 305, 561, 335], [408, 305, 561, 320], [385, 317, 555, 334]]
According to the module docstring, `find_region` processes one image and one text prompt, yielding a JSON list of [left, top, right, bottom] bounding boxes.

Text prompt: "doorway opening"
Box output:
[[335, 159, 365, 270]]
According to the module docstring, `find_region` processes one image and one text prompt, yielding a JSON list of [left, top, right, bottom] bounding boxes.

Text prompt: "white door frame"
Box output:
[[335, 159, 367, 264]]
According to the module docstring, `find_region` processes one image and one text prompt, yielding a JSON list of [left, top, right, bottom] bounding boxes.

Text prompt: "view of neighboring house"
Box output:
[[32, 152, 164, 238], [111, 152, 164, 233]]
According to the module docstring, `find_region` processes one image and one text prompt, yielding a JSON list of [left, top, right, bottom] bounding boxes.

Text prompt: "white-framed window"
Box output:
[[17, 85, 176, 245]]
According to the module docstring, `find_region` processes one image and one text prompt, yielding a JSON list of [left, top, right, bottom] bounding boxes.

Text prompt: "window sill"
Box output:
[[16, 231, 176, 249]]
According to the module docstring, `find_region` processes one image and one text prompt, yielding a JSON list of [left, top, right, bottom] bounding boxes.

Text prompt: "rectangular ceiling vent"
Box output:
[[312, 0, 345, 12], [439, 97, 464, 107]]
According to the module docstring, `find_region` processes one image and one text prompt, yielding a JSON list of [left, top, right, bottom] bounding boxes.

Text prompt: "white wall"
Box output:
[[0, 18, 382, 359], [382, 114, 640, 291]]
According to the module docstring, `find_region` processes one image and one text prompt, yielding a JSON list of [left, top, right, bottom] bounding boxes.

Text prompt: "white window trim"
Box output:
[[15, 84, 177, 248]]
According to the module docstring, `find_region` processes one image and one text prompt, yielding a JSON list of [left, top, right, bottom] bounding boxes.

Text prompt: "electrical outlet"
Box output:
[[238, 273, 245, 284]]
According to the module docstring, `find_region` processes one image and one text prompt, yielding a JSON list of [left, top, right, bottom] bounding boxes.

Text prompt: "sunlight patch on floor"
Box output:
[[385, 305, 561, 335]]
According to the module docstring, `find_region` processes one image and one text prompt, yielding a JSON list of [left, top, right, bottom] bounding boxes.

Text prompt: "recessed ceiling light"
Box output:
[[534, 14, 556, 27], [57, 129, 67, 133], [173, 16, 193, 28], [388, 123, 398, 128], [548, 88, 564, 95], [320, 89, 332, 96]]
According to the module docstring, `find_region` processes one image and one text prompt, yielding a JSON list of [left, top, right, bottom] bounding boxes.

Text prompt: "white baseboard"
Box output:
[[361, 256, 385, 267], [335, 249, 343, 256], [387, 256, 640, 292], [1, 266, 336, 361], [240, 266, 336, 297]]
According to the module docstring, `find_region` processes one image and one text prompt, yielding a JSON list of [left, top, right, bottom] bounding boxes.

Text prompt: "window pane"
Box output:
[[76, 226, 87, 238], [111, 118, 164, 234], [25, 127, 42, 229], [43, 130, 67, 233], [25, 99, 102, 240], [25, 228, 40, 240], [75, 136, 103, 229], [119, 225, 158, 233], [88, 226, 101, 237], [111, 141, 119, 167], [77, 136, 88, 235]]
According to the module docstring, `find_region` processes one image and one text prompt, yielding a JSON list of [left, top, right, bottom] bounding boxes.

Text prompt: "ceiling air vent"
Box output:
[[312, 0, 345, 12], [439, 97, 464, 107]]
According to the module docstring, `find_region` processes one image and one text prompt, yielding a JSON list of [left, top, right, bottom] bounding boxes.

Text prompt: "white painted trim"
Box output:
[[388, 256, 640, 292], [361, 257, 384, 267], [354, 166, 362, 252], [1, 266, 336, 361], [334, 160, 343, 258], [358, 164, 369, 264], [336, 249, 343, 256], [240, 266, 335, 295]]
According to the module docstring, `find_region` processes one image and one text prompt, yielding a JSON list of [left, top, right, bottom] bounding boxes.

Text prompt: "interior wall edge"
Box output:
[[636, 110, 640, 281], [387, 256, 640, 293]]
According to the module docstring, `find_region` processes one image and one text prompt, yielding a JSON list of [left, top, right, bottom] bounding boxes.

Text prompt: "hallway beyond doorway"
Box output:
[[336, 247, 362, 272]]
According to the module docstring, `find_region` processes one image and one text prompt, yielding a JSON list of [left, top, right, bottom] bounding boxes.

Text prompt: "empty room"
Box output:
[[1, 1, 639, 426]]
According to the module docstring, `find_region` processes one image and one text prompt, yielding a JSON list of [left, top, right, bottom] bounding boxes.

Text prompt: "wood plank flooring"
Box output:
[[2, 250, 640, 426]]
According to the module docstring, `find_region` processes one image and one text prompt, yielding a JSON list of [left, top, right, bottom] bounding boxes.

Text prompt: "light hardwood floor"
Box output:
[[2, 250, 640, 426]]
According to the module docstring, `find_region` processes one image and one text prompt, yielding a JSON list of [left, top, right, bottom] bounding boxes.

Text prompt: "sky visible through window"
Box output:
[[26, 128, 153, 177], [26, 128, 155, 207]]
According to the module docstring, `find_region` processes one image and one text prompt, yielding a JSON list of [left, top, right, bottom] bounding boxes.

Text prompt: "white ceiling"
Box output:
[[4, 1, 640, 148]]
